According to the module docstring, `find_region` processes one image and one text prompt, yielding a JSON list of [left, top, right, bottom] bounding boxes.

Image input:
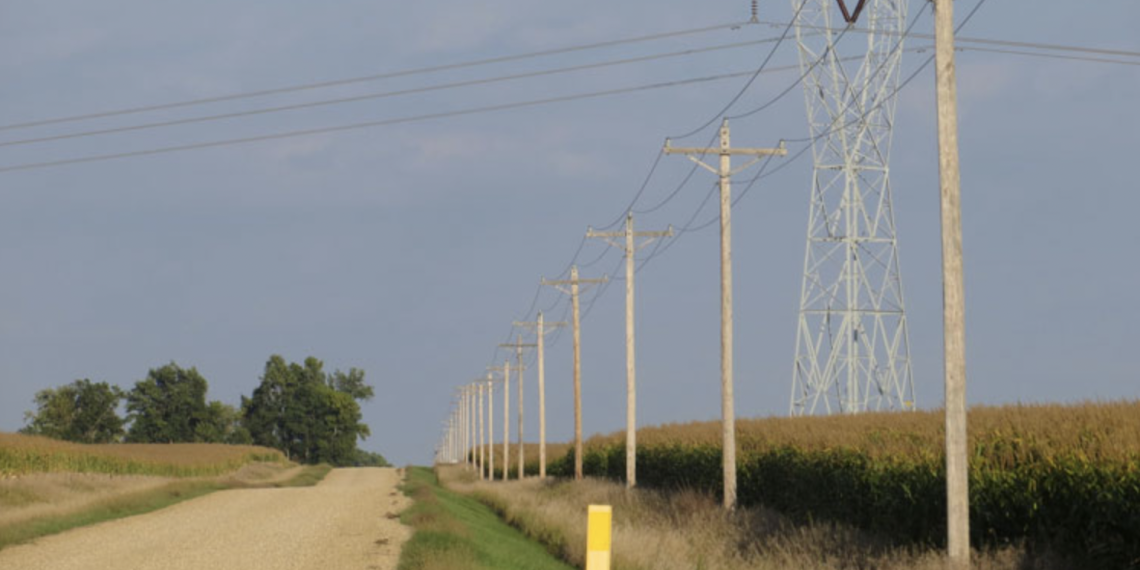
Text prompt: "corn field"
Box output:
[[539, 400, 1140, 567], [0, 433, 286, 478]]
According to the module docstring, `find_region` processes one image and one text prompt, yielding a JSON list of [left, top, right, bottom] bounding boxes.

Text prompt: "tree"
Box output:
[[195, 401, 251, 445], [352, 449, 390, 467], [20, 379, 124, 443], [242, 355, 372, 465], [329, 368, 373, 401], [125, 362, 210, 443]]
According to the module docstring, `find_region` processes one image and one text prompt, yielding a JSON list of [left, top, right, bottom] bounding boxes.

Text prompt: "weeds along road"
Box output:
[[0, 467, 411, 570]]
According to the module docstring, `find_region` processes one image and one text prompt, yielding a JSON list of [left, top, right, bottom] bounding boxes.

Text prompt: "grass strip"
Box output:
[[0, 479, 223, 550], [397, 466, 574, 570], [0, 463, 334, 551]]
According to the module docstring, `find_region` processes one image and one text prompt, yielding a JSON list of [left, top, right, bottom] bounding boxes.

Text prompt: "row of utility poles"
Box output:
[[435, 0, 967, 563]]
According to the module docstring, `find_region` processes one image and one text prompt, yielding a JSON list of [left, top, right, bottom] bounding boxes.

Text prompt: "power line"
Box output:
[[954, 46, 1140, 67], [0, 67, 786, 174], [1, 36, 796, 149], [760, 19, 1140, 61], [0, 21, 752, 133], [667, 0, 811, 140], [785, 0, 990, 144]]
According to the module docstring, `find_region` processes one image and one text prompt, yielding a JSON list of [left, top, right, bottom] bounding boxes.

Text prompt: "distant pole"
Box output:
[[934, 0, 970, 565], [478, 381, 486, 479], [486, 366, 507, 480], [515, 312, 567, 480], [451, 414, 457, 464], [488, 375, 496, 478], [571, 271, 582, 482], [459, 388, 469, 469], [503, 360, 511, 480], [500, 336, 536, 479], [665, 120, 786, 509], [518, 338, 524, 480], [588, 213, 672, 488], [468, 385, 476, 470], [544, 266, 608, 481], [465, 387, 472, 468]]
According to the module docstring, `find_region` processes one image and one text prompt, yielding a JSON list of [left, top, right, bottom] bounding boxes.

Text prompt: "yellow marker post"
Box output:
[[586, 504, 612, 570]]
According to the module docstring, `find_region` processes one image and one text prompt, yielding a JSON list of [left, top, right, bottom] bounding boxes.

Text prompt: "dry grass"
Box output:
[[0, 432, 286, 478], [0, 461, 300, 529], [0, 473, 171, 527], [438, 465, 1065, 570]]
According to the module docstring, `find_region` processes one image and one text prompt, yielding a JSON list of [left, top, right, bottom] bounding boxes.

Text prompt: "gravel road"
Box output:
[[0, 467, 411, 570]]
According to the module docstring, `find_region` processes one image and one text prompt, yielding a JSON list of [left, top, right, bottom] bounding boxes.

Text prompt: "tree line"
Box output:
[[19, 355, 387, 467]]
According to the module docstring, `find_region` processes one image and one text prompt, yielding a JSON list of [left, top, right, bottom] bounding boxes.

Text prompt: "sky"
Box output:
[[0, 1, 1137, 466]]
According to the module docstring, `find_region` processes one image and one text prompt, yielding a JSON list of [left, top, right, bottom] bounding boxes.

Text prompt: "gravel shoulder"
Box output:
[[0, 467, 411, 570]]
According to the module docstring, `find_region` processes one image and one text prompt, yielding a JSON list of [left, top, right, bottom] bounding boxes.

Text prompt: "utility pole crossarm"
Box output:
[[664, 136, 787, 177], [585, 230, 673, 238], [541, 275, 608, 295], [663, 142, 788, 156], [514, 321, 568, 329]]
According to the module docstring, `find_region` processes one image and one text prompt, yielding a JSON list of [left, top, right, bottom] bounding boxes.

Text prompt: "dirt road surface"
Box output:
[[0, 467, 411, 570]]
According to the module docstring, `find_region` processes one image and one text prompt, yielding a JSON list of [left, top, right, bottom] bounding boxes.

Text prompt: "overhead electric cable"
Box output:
[[0, 20, 751, 133], [786, 0, 990, 143], [759, 20, 1140, 61], [0, 36, 799, 149], [954, 46, 1140, 67], [0, 67, 784, 174], [730, 0, 928, 121], [667, 0, 811, 140]]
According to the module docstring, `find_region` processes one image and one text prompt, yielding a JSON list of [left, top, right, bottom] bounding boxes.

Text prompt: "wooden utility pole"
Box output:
[[457, 387, 469, 469], [485, 371, 494, 478], [934, 0, 969, 565], [445, 417, 453, 463], [501, 336, 536, 479], [477, 381, 485, 478], [487, 364, 509, 480], [664, 120, 786, 509], [587, 213, 672, 488], [514, 312, 567, 479], [486, 372, 498, 479], [502, 361, 511, 480], [469, 384, 476, 470], [543, 265, 608, 480]]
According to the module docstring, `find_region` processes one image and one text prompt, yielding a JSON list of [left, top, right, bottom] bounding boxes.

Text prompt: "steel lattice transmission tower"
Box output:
[[789, 0, 916, 415]]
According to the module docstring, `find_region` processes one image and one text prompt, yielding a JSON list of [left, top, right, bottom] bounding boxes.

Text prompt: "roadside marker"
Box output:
[[586, 504, 612, 570]]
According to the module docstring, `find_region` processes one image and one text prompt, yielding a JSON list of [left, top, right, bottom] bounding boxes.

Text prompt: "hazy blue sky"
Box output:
[[1, 1, 1137, 465]]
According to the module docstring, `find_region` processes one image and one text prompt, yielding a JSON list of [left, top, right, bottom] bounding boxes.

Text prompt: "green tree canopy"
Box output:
[[20, 379, 124, 443], [125, 362, 211, 443], [242, 355, 372, 465], [195, 400, 252, 445]]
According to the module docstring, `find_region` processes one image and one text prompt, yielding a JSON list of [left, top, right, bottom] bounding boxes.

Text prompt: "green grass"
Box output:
[[398, 466, 574, 570]]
